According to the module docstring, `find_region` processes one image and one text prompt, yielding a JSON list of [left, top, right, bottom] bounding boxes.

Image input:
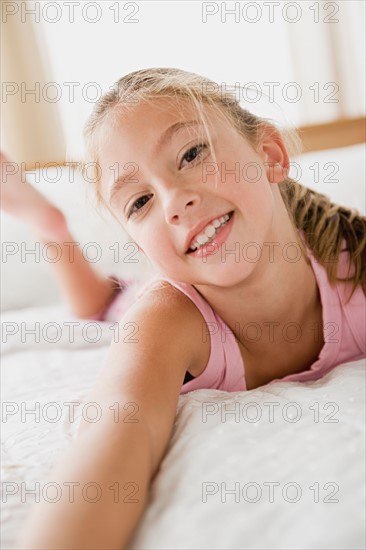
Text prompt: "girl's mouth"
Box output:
[[185, 211, 234, 258]]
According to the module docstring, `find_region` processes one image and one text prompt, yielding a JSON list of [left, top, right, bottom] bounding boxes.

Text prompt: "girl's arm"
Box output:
[[0, 151, 119, 320], [18, 286, 201, 550]]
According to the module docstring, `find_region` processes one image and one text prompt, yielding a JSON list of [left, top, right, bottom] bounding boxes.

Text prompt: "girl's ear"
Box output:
[[256, 124, 290, 184]]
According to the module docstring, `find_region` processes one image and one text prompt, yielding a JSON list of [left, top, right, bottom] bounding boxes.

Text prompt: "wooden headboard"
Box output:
[[298, 116, 365, 153]]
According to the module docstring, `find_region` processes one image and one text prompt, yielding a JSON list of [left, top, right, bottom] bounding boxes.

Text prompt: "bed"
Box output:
[[1, 138, 365, 549]]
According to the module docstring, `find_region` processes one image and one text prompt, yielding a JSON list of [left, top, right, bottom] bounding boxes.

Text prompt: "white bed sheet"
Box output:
[[1, 305, 365, 549]]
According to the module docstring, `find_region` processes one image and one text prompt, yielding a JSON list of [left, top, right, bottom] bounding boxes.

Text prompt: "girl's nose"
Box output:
[[163, 188, 202, 225]]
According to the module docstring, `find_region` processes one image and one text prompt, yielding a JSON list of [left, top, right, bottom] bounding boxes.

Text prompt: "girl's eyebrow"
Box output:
[[108, 120, 202, 205], [154, 119, 202, 153]]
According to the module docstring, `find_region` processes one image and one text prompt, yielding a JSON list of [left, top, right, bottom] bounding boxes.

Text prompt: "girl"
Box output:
[[2, 67, 365, 549]]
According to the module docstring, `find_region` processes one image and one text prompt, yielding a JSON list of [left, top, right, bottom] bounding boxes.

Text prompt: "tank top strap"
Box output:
[[137, 273, 245, 393]]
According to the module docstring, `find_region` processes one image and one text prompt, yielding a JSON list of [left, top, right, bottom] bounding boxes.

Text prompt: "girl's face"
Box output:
[[99, 97, 289, 287]]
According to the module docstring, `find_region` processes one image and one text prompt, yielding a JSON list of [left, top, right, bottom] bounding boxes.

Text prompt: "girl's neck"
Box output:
[[193, 231, 321, 359]]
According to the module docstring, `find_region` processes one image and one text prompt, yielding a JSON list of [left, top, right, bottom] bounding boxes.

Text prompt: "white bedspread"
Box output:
[[1, 305, 365, 549]]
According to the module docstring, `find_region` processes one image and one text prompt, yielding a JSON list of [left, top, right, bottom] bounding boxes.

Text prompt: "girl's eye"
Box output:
[[180, 143, 208, 168], [127, 194, 153, 218], [126, 143, 208, 219]]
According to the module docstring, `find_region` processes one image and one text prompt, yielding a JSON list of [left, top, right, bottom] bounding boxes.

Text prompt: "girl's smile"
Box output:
[[184, 210, 235, 257]]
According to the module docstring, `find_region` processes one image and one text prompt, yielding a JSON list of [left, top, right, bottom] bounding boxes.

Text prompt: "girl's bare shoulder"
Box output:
[[135, 281, 210, 377]]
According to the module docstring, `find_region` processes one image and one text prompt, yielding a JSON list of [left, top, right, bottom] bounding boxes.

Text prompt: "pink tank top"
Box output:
[[98, 235, 366, 394]]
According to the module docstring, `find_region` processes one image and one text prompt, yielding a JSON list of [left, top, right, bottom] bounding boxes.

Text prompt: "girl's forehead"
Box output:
[[109, 95, 226, 135]]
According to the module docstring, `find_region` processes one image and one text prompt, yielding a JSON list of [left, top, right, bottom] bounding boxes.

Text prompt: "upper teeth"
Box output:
[[189, 213, 231, 251]]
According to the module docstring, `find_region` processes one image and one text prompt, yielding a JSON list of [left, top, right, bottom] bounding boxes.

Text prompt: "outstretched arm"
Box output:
[[1, 151, 120, 319], [17, 286, 200, 549]]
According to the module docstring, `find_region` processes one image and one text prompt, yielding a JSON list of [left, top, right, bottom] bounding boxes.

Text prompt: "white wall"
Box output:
[[21, 0, 364, 159]]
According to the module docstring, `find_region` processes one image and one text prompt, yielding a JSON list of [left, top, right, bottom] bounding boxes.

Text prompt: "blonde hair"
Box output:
[[83, 67, 366, 302]]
